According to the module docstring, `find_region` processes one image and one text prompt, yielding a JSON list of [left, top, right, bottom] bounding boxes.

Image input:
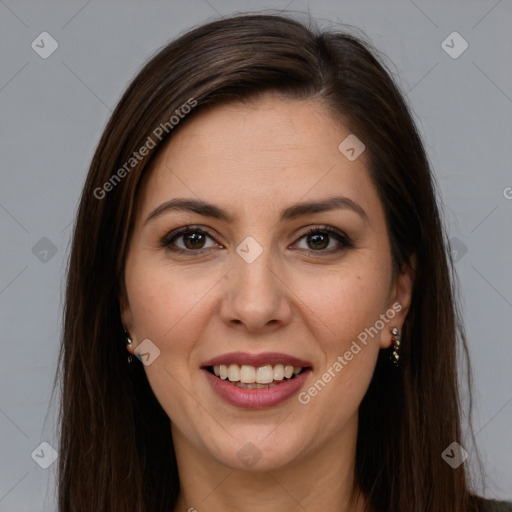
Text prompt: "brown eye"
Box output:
[[161, 225, 352, 256], [182, 232, 206, 250], [161, 227, 220, 254], [306, 232, 329, 250], [295, 226, 353, 253]]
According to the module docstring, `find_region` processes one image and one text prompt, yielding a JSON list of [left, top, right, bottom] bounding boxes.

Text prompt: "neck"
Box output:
[[172, 415, 370, 512]]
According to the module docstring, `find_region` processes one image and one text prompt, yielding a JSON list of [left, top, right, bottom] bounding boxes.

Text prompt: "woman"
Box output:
[[56, 13, 512, 512]]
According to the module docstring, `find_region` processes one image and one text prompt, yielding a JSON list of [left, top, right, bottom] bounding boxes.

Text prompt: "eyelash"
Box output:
[[160, 225, 354, 256]]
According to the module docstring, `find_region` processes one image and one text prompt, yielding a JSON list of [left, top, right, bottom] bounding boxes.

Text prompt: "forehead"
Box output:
[[136, 96, 381, 224]]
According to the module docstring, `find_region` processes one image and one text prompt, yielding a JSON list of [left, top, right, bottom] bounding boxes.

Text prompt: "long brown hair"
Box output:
[[55, 13, 483, 511]]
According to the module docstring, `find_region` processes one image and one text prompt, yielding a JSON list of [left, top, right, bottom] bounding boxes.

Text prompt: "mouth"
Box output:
[[201, 352, 313, 409], [205, 363, 310, 389], [201, 352, 313, 408]]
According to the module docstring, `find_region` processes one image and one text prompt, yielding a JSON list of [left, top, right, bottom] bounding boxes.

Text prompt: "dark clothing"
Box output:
[[479, 498, 512, 511]]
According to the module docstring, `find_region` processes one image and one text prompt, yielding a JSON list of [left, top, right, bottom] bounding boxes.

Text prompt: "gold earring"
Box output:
[[125, 331, 134, 364], [390, 327, 401, 366]]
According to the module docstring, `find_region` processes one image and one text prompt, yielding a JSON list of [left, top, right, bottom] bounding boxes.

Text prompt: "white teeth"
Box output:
[[210, 363, 305, 383], [228, 364, 240, 381], [273, 364, 284, 380], [284, 365, 294, 378], [255, 365, 274, 384], [240, 365, 256, 383]]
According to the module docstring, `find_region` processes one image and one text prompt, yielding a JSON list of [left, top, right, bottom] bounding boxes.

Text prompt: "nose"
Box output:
[[219, 239, 293, 334]]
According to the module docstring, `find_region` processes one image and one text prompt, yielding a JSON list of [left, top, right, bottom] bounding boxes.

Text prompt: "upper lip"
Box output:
[[201, 352, 312, 369]]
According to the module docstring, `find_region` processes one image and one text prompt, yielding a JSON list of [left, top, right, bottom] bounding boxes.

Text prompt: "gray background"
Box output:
[[0, 0, 511, 510]]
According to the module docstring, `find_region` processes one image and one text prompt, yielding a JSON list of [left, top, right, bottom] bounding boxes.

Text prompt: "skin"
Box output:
[[120, 94, 415, 512]]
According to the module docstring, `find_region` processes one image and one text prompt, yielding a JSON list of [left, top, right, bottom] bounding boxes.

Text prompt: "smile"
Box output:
[[201, 352, 313, 408], [207, 363, 305, 388]]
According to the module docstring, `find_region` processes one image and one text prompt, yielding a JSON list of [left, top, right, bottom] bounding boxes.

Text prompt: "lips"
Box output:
[[201, 352, 312, 409]]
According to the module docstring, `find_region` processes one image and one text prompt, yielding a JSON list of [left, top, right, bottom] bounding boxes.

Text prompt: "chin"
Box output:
[[204, 431, 305, 472]]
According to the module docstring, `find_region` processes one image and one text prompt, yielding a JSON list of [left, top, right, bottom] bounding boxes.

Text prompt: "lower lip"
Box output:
[[203, 368, 311, 409]]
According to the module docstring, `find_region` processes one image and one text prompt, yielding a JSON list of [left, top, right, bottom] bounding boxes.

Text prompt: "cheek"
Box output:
[[124, 260, 223, 427], [291, 262, 389, 409], [125, 257, 222, 346], [295, 260, 391, 345]]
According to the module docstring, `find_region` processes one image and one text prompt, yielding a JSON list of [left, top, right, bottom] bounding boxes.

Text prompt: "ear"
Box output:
[[379, 254, 417, 349]]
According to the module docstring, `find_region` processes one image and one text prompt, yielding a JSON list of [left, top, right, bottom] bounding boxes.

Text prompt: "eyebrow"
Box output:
[[144, 195, 369, 226]]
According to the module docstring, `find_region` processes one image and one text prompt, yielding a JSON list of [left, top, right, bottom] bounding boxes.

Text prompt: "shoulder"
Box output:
[[477, 498, 512, 512]]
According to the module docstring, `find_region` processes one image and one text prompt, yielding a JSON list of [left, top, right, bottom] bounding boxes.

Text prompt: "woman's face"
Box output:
[[121, 95, 413, 471]]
